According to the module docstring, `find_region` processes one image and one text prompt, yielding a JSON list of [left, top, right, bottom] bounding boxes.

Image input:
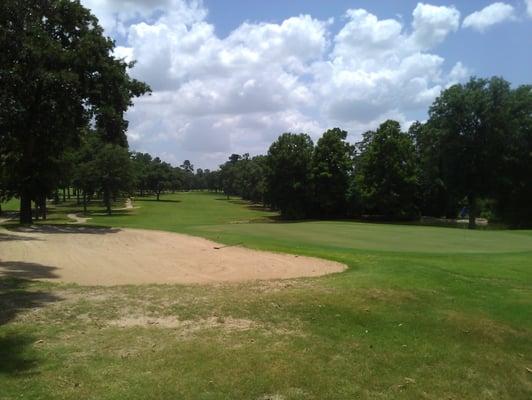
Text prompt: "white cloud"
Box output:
[[82, 0, 206, 36], [463, 2, 516, 32], [82, 0, 469, 168], [410, 3, 460, 49], [448, 62, 470, 86], [314, 7, 461, 126], [526, 0, 532, 17]]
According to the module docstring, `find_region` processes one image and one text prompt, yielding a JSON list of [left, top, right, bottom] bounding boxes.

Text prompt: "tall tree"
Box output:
[[0, 0, 150, 223], [493, 84, 532, 226], [266, 133, 314, 219], [312, 128, 354, 216], [409, 121, 459, 218], [354, 120, 419, 219], [427, 77, 510, 228]]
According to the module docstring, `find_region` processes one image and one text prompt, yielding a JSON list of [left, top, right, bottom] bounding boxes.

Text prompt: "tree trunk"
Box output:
[[62, 187, 66, 202], [41, 195, 47, 220], [20, 192, 32, 224], [77, 189, 80, 205], [104, 187, 112, 215], [468, 193, 477, 230], [83, 191, 87, 214], [54, 190, 60, 204], [156, 190, 160, 201], [34, 201, 39, 220], [67, 187, 71, 199], [0, 202, 2, 216]]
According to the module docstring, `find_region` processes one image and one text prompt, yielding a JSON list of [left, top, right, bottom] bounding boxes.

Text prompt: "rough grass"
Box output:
[[1, 192, 531, 399]]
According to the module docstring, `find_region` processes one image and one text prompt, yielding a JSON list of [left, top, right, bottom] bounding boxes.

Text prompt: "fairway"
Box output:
[[1, 192, 532, 399]]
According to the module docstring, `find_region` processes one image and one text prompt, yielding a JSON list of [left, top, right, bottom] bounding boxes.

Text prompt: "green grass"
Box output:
[[1, 192, 531, 399]]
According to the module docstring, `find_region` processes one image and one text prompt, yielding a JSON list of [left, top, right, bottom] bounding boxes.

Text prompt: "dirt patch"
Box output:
[[109, 316, 256, 332], [0, 226, 346, 285]]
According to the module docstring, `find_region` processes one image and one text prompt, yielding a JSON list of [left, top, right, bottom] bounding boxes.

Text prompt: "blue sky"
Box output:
[[81, 0, 532, 168]]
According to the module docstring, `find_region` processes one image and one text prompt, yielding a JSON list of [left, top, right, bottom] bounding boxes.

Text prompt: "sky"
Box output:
[[80, 0, 532, 169]]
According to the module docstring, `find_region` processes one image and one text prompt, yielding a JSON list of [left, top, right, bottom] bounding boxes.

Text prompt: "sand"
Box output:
[[0, 226, 346, 286]]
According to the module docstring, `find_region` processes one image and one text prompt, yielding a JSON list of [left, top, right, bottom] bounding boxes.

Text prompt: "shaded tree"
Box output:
[[312, 128, 354, 216], [354, 120, 419, 219], [0, 0, 149, 223], [427, 77, 511, 228], [266, 133, 314, 219]]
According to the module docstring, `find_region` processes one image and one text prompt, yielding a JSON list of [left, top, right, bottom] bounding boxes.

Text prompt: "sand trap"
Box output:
[[0, 226, 346, 286]]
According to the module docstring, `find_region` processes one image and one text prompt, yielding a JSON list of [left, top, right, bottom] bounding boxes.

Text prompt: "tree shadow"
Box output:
[[0, 211, 18, 220], [0, 232, 41, 242], [0, 262, 62, 376], [0, 261, 60, 282], [0, 334, 40, 376], [6, 224, 121, 235], [136, 198, 181, 203]]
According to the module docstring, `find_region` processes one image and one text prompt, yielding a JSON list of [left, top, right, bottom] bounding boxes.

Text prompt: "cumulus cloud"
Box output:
[[82, 0, 206, 36], [410, 3, 460, 49], [81, 0, 469, 168], [526, 0, 532, 17], [315, 6, 460, 126], [463, 2, 516, 32]]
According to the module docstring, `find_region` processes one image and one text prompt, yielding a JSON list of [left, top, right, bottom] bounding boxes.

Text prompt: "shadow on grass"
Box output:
[[135, 198, 182, 203], [0, 264, 62, 376], [5, 224, 120, 235], [0, 334, 41, 376], [215, 197, 276, 213]]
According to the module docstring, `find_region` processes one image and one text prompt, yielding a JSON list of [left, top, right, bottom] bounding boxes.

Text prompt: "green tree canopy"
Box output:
[[312, 128, 354, 216], [266, 133, 314, 219], [427, 77, 512, 228], [354, 120, 419, 219], [0, 0, 150, 223]]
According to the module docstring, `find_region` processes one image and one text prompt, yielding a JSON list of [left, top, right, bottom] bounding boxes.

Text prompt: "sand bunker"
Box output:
[[0, 226, 345, 286]]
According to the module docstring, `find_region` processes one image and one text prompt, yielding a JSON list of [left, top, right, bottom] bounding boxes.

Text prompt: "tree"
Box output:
[[93, 144, 133, 214], [493, 84, 532, 226], [147, 158, 172, 200], [0, 0, 149, 223], [180, 160, 194, 190], [131, 152, 153, 196], [409, 121, 459, 218], [266, 133, 314, 219], [312, 128, 354, 216], [427, 77, 511, 228], [354, 120, 419, 219], [220, 154, 242, 198], [72, 131, 101, 213]]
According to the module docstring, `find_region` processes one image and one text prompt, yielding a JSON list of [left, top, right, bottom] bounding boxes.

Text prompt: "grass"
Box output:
[[1, 192, 531, 399]]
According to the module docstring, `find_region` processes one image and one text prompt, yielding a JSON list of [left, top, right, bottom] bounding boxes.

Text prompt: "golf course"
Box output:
[[1, 192, 531, 399]]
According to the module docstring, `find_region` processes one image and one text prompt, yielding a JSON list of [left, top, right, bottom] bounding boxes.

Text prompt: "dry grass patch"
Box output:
[[444, 311, 527, 343]]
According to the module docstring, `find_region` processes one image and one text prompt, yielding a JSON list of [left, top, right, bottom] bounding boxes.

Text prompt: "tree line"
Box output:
[[1, 2, 530, 229], [216, 77, 532, 229]]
